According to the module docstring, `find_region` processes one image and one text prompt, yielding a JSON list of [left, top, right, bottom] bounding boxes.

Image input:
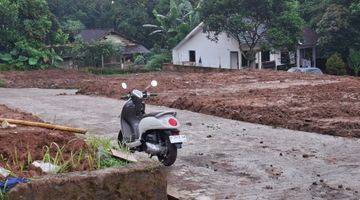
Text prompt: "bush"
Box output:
[[145, 53, 171, 70], [349, 49, 360, 76], [0, 79, 5, 87], [71, 40, 123, 68], [326, 53, 347, 75], [134, 55, 146, 65]]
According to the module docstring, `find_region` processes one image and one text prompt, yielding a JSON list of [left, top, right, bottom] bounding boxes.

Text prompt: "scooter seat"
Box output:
[[143, 112, 162, 118], [143, 111, 177, 118]]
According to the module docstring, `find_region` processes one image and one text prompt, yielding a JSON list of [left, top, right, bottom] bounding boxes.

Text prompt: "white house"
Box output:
[[172, 23, 318, 69]]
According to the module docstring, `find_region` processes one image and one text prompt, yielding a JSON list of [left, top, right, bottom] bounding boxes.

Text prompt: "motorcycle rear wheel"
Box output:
[[158, 139, 177, 166]]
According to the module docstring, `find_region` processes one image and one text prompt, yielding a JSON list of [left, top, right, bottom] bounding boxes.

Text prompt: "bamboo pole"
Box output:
[[0, 118, 87, 134]]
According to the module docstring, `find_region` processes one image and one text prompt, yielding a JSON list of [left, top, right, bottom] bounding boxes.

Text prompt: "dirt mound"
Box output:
[[1, 68, 359, 137], [0, 105, 89, 179]]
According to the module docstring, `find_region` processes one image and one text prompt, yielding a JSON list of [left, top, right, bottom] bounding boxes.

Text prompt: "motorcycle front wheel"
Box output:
[[118, 130, 123, 147], [158, 139, 177, 166]]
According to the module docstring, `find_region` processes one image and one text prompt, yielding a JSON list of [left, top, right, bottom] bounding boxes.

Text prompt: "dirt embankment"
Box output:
[[0, 105, 89, 179], [1, 69, 359, 137]]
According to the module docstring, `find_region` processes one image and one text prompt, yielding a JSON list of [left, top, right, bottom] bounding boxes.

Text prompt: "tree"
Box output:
[[143, 0, 202, 49], [199, 0, 303, 68], [349, 49, 360, 76], [71, 40, 123, 67], [0, 0, 65, 69], [326, 53, 347, 75], [316, 4, 351, 58]]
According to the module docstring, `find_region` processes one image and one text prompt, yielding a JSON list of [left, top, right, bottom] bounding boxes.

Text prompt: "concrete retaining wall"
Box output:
[[8, 161, 167, 200], [163, 63, 233, 73]]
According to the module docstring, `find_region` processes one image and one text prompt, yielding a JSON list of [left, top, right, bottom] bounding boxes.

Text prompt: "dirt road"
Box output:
[[1, 69, 359, 137], [0, 88, 359, 199]]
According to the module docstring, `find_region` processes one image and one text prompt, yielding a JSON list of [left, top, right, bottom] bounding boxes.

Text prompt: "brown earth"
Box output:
[[0, 105, 89, 180], [1, 68, 359, 137]]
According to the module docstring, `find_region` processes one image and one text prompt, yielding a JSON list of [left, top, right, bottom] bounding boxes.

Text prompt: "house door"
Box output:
[[230, 51, 239, 69]]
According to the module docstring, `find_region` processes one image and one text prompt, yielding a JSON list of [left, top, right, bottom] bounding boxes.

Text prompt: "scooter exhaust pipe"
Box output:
[[146, 142, 162, 155]]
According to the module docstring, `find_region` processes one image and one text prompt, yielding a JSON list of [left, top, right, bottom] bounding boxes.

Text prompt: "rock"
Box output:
[[265, 185, 273, 190], [302, 154, 313, 158], [32, 161, 60, 174], [1, 120, 17, 129], [0, 167, 10, 177], [279, 153, 283, 156], [185, 122, 192, 126], [206, 135, 212, 138]]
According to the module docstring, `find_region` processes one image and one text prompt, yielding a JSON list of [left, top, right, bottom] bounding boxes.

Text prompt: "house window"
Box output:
[[262, 51, 270, 62], [281, 51, 290, 64], [189, 51, 196, 62]]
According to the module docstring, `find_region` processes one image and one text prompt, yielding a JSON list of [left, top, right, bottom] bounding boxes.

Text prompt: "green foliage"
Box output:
[[134, 55, 146, 65], [316, 4, 351, 58], [200, 0, 303, 68], [146, 52, 171, 70], [86, 136, 127, 169], [71, 40, 123, 67], [143, 0, 201, 49], [0, 188, 7, 200], [0, 79, 5, 87], [349, 49, 360, 76], [326, 53, 347, 75], [0, 0, 66, 70]]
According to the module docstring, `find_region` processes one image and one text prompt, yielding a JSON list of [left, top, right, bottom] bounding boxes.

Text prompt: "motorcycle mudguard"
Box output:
[[138, 113, 180, 137]]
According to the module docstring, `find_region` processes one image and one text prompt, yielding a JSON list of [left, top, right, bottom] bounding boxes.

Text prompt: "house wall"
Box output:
[[172, 28, 297, 69], [172, 31, 241, 69]]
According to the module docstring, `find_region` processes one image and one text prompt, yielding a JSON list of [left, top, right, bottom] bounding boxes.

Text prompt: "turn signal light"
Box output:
[[168, 118, 178, 126]]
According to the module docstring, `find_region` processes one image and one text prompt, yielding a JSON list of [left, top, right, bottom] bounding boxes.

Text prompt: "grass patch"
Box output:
[[0, 189, 7, 200], [0, 64, 12, 72], [0, 137, 128, 181], [0, 79, 6, 88]]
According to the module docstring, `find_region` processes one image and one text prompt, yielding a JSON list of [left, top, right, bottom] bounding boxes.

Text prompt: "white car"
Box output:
[[287, 67, 323, 75]]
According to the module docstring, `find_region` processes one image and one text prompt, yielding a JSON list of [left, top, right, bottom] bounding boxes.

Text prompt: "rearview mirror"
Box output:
[[121, 82, 127, 89], [151, 80, 158, 87]]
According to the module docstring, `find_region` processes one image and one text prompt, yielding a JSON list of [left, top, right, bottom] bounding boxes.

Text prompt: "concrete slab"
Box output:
[[1, 88, 360, 199]]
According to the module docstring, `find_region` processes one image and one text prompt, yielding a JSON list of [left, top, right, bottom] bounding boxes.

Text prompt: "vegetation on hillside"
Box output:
[[0, 0, 359, 75]]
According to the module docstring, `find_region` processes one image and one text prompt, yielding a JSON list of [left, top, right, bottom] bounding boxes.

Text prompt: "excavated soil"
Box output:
[[1, 68, 359, 137], [0, 105, 88, 179]]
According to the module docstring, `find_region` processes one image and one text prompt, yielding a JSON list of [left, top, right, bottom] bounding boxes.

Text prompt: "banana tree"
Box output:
[[143, 0, 202, 48]]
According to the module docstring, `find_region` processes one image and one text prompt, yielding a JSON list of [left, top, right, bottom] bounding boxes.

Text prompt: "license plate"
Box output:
[[169, 135, 187, 143]]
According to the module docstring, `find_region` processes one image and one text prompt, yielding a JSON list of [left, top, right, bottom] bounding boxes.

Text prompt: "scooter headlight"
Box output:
[[132, 90, 143, 98]]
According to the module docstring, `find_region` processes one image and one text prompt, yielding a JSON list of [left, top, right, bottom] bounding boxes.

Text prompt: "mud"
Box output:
[[1, 88, 360, 199], [0, 105, 88, 179], [1, 68, 359, 137]]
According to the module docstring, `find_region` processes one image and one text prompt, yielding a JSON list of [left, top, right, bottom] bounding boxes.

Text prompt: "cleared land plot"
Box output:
[[1, 68, 359, 137]]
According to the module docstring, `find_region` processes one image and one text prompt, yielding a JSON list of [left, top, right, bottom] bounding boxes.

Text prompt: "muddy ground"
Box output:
[[0, 69, 359, 137], [1, 88, 360, 199], [0, 105, 88, 179]]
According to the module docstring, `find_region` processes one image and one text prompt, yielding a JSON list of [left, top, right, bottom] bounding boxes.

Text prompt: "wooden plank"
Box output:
[[0, 118, 87, 134], [110, 149, 137, 163]]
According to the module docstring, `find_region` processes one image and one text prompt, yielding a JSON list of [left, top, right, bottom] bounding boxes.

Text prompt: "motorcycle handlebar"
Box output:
[[149, 93, 158, 97], [121, 94, 130, 100], [121, 92, 158, 100]]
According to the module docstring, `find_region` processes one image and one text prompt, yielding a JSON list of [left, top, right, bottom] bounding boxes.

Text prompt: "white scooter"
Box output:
[[118, 80, 186, 166]]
